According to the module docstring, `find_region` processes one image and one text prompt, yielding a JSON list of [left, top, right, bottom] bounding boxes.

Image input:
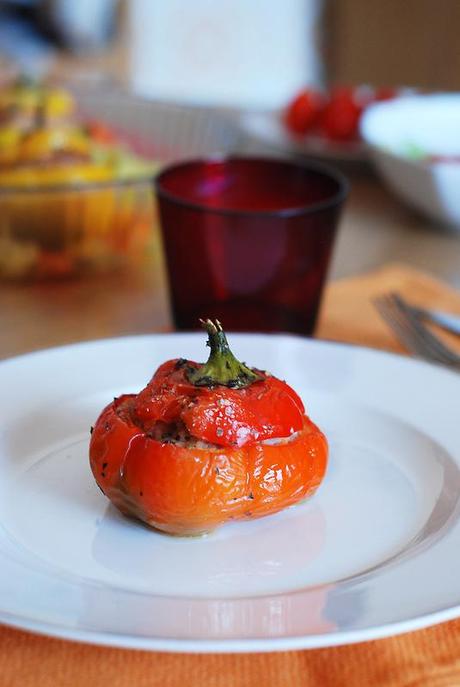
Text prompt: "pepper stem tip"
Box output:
[[187, 318, 263, 389]]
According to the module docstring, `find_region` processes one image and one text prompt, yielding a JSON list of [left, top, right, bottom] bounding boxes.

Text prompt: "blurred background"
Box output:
[[1, 0, 459, 101], [2, 0, 460, 334]]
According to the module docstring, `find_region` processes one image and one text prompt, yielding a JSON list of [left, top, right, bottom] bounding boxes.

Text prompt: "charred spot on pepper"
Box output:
[[248, 492, 254, 500], [194, 374, 214, 387], [102, 462, 108, 470], [101, 472, 106, 478], [174, 358, 188, 370], [90, 426, 94, 435]]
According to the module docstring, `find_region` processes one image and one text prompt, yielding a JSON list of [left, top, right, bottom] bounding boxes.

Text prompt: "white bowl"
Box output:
[[360, 94, 460, 228]]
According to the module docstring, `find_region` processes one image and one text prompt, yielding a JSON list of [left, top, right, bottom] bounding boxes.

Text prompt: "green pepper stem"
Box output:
[[187, 319, 263, 389]]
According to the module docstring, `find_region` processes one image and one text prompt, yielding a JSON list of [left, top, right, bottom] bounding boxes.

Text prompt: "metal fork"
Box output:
[[374, 292, 460, 370]]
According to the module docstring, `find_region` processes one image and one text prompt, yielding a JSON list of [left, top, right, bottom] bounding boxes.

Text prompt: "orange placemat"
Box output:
[[2, 263, 460, 687], [317, 262, 460, 352]]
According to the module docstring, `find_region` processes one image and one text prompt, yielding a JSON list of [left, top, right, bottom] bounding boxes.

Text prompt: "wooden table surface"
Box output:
[[1, 174, 460, 360]]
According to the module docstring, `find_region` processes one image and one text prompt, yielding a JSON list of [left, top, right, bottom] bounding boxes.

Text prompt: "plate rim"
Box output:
[[2, 603, 460, 653], [0, 329, 456, 377]]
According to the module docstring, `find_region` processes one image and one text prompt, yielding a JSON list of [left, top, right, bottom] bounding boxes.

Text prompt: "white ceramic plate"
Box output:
[[240, 111, 367, 163], [0, 334, 459, 652]]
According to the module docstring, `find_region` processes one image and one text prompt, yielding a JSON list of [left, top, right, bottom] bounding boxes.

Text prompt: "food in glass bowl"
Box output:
[[0, 80, 158, 280], [89, 320, 328, 536], [0, 77, 75, 131]]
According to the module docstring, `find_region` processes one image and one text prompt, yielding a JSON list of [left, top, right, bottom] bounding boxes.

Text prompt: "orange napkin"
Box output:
[[317, 262, 460, 352], [2, 263, 460, 687]]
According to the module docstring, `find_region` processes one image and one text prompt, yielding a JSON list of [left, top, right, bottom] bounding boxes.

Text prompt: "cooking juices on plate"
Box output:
[[0, 79, 153, 184], [156, 157, 347, 335], [89, 320, 328, 536]]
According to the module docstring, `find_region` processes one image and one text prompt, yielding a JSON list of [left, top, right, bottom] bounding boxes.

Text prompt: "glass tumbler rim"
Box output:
[[155, 155, 349, 218]]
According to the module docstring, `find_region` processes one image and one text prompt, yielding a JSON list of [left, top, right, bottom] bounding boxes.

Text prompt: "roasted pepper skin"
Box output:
[[90, 396, 327, 535], [132, 358, 306, 448]]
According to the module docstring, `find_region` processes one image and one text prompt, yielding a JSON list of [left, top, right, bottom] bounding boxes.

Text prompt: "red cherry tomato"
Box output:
[[285, 84, 400, 144], [319, 87, 363, 142], [86, 119, 117, 144], [375, 87, 397, 101], [284, 89, 324, 136]]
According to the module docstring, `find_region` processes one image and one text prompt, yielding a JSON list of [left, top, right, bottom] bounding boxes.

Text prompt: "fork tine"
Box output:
[[384, 293, 451, 363], [389, 294, 459, 366], [374, 293, 460, 369], [374, 295, 438, 360], [391, 293, 460, 366]]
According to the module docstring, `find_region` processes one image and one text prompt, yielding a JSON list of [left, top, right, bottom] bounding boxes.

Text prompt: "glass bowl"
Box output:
[[0, 175, 157, 280]]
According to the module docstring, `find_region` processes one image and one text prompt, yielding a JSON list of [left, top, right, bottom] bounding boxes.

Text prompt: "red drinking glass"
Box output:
[[156, 157, 348, 334]]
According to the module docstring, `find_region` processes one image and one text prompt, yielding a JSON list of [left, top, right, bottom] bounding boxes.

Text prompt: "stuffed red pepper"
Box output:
[[89, 320, 328, 535]]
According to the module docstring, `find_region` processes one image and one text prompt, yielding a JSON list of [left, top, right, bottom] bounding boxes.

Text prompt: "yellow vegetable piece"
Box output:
[[0, 83, 74, 120], [0, 126, 21, 163], [0, 163, 114, 187], [17, 127, 92, 163]]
